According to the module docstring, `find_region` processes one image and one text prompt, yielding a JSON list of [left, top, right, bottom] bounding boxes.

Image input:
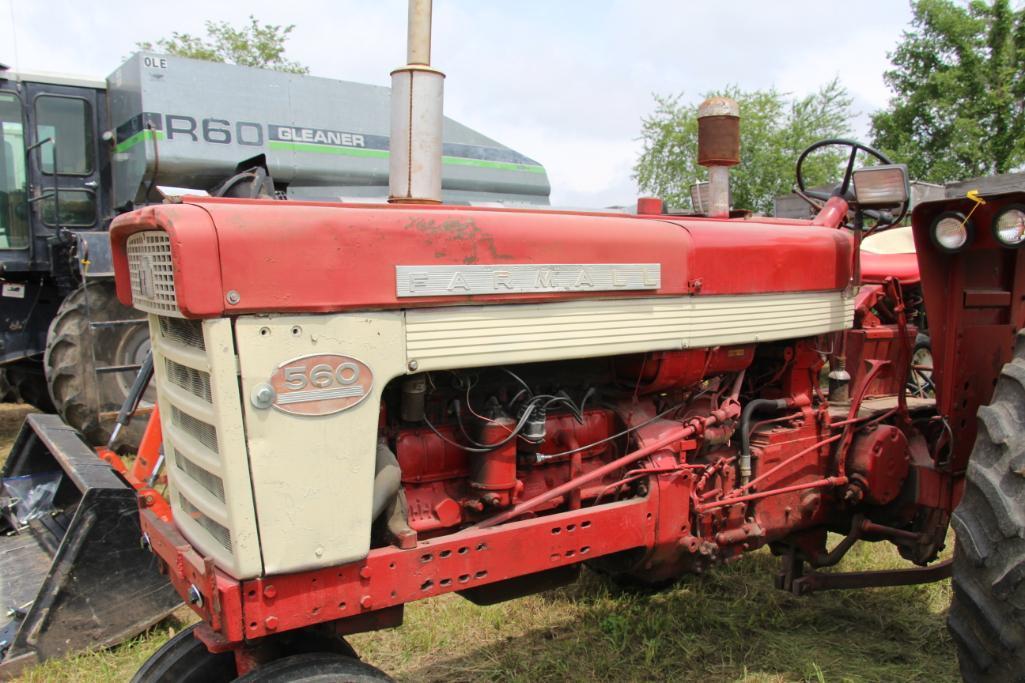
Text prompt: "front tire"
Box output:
[[130, 624, 237, 683], [43, 282, 152, 448], [948, 331, 1025, 681], [234, 653, 392, 682]]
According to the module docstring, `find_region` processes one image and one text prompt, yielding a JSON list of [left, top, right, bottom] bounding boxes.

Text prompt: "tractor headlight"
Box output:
[[992, 205, 1025, 248], [930, 211, 973, 253], [852, 164, 909, 208]]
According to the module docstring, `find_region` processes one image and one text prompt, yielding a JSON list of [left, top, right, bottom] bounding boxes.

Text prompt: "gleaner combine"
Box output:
[[8, 2, 1025, 680], [0, 51, 548, 447]]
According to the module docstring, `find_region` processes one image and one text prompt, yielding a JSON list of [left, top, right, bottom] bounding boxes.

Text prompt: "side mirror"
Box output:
[[852, 164, 909, 209]]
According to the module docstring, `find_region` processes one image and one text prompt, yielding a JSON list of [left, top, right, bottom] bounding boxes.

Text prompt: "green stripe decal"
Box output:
[[268, 140, 388, 159], [114, 129, 165, 153], [267, 140, 545, 174]]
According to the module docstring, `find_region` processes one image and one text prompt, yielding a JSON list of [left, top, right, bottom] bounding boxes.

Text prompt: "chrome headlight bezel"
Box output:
[[929, 211, 974, 253], [992, 204, 1025, 249]]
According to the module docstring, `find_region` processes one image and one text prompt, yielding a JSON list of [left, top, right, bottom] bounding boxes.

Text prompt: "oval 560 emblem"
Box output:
[[267, 354, 373, 416]]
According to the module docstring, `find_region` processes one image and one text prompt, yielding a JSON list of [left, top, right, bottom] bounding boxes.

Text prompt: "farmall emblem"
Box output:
[[260, 354, 374, 417], [138, 255, 155, 299]]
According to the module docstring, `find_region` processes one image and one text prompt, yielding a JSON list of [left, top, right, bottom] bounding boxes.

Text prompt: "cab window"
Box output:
[[0, 93, 30, 249], [35, 95, 93, 175]]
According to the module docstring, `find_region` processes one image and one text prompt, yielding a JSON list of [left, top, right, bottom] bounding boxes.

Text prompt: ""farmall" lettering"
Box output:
[[395, 264, 661, 297]]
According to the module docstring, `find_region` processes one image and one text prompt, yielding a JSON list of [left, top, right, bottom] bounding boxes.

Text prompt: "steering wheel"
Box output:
[[795, 138, 908, 229]]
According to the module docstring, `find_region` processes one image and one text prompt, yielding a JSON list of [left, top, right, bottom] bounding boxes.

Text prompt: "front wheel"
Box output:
[[947, 331, 1025, 681], [235, 653, 392, 682], [130, 624, 237, 683]]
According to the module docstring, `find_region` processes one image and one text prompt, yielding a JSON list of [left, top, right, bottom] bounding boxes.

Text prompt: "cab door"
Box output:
[[0, 85, 32, 263], [23, 82, 103, 253]]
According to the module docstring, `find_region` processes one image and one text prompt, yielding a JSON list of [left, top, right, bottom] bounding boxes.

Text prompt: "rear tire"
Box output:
[[234, 653, 392, 682], [130, 624, 236, 683], [948, 331, 1025, 682], [43, 282, 151, 449]]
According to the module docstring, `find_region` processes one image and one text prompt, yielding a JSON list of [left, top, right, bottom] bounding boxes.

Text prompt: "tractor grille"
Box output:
[[126, 231, 180, 316], [151, 313, 261, 577], [158, 316, 205, 351], [174, 448, 226, 502], [171, 405, 218, 453], [165, 357, 213, 403], [177, 493, 232, 551]]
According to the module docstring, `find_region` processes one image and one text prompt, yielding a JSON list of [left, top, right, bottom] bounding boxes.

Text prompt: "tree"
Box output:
[[136, 16, 309, 74], [634, 80, 854, 215], [871, 0, 1025, 183]]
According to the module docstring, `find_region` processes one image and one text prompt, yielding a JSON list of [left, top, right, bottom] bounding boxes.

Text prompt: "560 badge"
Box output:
[[251, 354, 374, 417]]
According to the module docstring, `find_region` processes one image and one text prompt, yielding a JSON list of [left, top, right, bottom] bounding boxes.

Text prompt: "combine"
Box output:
[[9, 2, 1025, 681], [0, 53, 548, 447]]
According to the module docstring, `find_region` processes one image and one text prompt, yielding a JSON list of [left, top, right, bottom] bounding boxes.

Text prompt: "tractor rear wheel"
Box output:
[[43, 281, 152, 449], [234, 653, 392, 682], [948, 331, 1025, 682]]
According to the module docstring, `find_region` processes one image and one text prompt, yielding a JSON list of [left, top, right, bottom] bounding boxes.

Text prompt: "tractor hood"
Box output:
[[110, 197, 853, 318]]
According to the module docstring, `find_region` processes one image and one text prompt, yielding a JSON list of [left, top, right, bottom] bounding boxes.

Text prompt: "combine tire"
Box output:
[[948, 331, 1025, 682], [1, 360, 55, 411], [43, 282, 151, 448], [130, 624, 236, 683], [235, 653, 392, 682]]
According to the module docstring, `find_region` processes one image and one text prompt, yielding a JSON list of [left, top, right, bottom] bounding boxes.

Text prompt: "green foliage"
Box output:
[[871, 0, 1025, 182], [136, 16, 308, 74], [634, 80, 854, 215]]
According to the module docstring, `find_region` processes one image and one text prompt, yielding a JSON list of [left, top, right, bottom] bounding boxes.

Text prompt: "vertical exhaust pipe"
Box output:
[[696, 97, 740, 218], [389, 0, 445, 204]]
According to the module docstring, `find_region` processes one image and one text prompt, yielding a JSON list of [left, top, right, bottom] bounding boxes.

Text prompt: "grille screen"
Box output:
[[174, 449, 225, 501], [178, 493, 232, 551], [158, 316, 205, 351], [171, 405, 219, 453], [165, 358, 212, 403], [126, 231, 178, 315]]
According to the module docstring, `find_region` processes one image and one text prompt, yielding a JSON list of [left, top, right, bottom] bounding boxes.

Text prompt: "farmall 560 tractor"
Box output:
[[101, 4, 1024, 681]]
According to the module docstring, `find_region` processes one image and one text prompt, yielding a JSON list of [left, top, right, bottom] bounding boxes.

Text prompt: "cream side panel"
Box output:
[[151, 316, 263, 579], [405, 291, 855, 370], [235, 313, 407, 575]]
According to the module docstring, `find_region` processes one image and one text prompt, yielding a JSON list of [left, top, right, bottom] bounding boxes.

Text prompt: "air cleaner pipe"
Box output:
[[389, 0, 445, 204], [696, 97, 740, 217]]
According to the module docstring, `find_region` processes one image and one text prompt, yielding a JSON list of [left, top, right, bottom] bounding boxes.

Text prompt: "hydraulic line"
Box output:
[[738, 398, 789, 485]]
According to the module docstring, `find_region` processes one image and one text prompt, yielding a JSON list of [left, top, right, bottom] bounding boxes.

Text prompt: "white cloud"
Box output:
[[2, 0, 913, 206]]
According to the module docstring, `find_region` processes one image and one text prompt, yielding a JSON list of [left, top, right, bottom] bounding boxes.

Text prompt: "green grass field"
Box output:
[[3, 404, 960, 682]]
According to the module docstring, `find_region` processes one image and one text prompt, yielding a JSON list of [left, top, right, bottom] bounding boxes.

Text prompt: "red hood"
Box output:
[[110, 197, 853, 317]]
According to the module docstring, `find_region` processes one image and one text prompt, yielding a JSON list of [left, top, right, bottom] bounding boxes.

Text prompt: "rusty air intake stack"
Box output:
[[696, 97, 740, 217], [389, 0, 445, 204]]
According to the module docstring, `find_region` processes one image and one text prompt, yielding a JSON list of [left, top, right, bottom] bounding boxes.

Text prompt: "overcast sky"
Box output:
[[2, 0, 913, 207]]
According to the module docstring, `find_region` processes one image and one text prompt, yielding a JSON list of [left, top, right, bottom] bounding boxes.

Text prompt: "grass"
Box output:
[[1, 402, 959, 682]]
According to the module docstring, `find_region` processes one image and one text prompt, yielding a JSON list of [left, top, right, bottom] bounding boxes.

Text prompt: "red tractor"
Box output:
[[93, 7, 1023, 682]]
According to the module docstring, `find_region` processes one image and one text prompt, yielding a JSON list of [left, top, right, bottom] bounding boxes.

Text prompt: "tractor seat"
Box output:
[[859, 226, 920, 285]]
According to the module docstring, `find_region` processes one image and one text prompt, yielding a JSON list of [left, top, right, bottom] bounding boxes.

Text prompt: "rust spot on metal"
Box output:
[[404, 217, 513, 263]]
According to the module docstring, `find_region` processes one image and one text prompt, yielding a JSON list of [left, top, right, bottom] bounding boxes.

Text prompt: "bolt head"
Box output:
[[226, 290, 241, 305], [187, 584, 204, 607], [408, 359, 419, 371], [360, 595, 373, 610], [251, 383, 276, 409], [264, 615, 279, 631], [263, 585, 277, 599]]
